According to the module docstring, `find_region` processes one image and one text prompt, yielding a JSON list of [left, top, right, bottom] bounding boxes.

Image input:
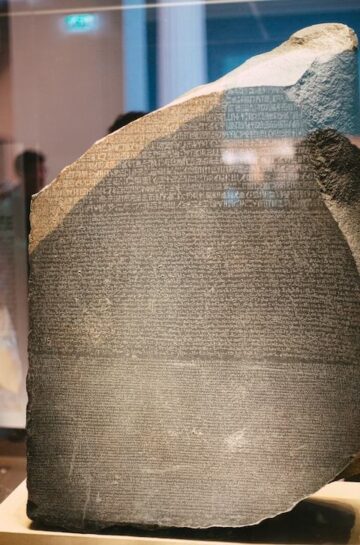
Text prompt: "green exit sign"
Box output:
[[63, 14, 99, 33]]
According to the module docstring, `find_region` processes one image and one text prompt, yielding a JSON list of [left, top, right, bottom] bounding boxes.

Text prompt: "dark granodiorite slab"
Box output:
[[27, 23, 360, 532]]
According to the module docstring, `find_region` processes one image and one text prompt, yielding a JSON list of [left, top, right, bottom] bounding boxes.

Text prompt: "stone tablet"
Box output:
[[27, 23, 360, 532]]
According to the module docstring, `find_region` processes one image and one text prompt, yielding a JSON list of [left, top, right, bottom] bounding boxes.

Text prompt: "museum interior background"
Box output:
[[0, 0, 360, 501]]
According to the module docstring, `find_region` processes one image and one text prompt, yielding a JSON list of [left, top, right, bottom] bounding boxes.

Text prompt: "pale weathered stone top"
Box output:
[[174, 23, 358, 104]]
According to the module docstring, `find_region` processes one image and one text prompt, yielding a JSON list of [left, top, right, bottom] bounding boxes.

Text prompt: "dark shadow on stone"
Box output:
[[301, 129, 360, 204], [29, 499, 355, 544]]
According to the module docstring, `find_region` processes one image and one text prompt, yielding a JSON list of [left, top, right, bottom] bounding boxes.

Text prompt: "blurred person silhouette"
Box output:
[[0, 154, 25, 415], [0, 150, 47, 439], [108, 111, 147, 134], [14, 150, 47, 238]]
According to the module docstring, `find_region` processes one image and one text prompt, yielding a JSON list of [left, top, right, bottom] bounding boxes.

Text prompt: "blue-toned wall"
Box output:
[[207, 4, 360, 81], [146, 1, 360, 111]]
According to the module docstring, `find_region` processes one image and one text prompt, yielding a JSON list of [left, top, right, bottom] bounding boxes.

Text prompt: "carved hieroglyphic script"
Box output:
[[27, 24, 360, 532]]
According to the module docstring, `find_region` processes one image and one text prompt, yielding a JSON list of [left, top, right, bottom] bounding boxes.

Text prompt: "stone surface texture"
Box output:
[[27, 23, 360, 532]]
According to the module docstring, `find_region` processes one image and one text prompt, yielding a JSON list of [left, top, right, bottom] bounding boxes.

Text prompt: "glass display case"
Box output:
[[0, 1, 359, 542]]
